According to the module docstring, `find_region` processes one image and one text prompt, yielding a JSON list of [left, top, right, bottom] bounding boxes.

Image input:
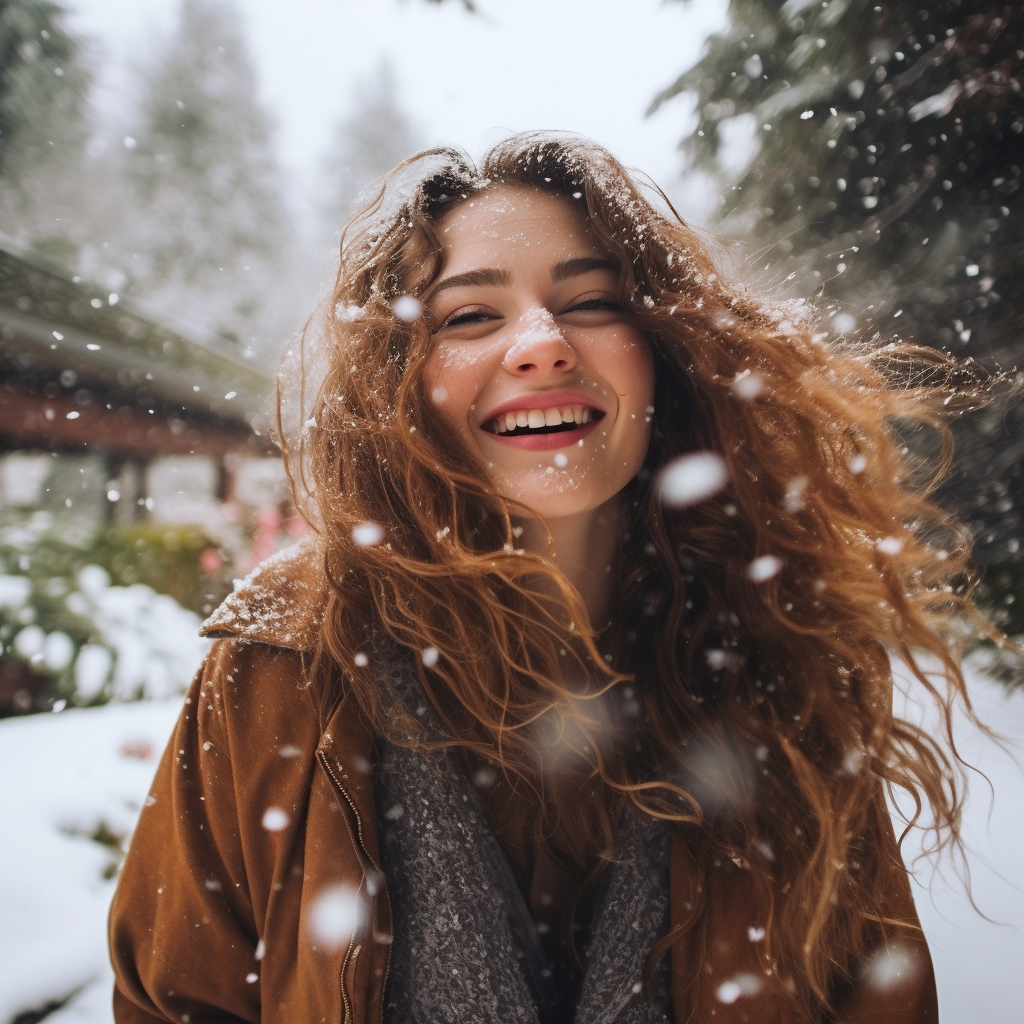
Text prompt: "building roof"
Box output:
[[0, 247, 278, 458]]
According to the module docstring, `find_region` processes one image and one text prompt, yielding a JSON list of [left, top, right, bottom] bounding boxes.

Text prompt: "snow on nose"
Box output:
[[515, 307, 562, 344], [504, 308, 575, 375]]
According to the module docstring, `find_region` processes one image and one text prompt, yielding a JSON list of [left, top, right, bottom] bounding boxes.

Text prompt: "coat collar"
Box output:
[[199, 537, 327, 652]]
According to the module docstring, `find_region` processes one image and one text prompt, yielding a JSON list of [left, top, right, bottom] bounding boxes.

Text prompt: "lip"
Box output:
[[477, 387, 607, 452], [485, 419, 601, 451], [480, 388, 607, 425]]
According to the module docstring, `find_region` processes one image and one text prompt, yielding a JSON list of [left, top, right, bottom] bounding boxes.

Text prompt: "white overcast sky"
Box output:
[[66, 0, 728, 220]]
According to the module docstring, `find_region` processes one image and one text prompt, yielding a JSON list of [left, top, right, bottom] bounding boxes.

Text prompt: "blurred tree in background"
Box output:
[[108, 0, 296, 363], [0, 0, 433, 364], [0, 0, 94, 269], [656, 1, 1024, 627], [318, 59, 424, 248]]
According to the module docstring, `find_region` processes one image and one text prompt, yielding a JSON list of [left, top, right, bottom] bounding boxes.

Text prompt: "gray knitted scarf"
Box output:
[[374, 663, 672, 1024]]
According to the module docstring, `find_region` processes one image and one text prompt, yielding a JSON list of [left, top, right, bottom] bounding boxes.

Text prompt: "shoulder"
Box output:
[[195, 538, 355, 755], [193, 535, 376, 784], [200, 535, 327, 653]]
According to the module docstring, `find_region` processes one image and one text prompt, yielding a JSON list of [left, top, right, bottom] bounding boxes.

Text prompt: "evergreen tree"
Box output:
[[114, 0, 295, 362], [0, 0, 92, 269], [655, 1, 1024, 625], [317, 60, 424, 248]]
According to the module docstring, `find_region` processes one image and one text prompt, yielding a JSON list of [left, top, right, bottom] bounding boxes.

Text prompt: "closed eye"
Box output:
[[563, 298, 621, 314], [437, 297, 620, 330], [440, 308, 499, 329]]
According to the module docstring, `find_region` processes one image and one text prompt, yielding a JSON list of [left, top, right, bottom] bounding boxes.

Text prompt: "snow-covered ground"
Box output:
[[899, 671, 1024, 1023], [0, 699, 181, 1024], [0, 670, 1021, 1024]]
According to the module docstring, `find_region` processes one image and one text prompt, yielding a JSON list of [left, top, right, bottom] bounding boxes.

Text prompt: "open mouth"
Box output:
[[486, 404, 603, 437]]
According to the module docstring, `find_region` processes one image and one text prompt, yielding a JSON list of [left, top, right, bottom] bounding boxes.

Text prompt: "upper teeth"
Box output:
[[491, 405, 593, 434]]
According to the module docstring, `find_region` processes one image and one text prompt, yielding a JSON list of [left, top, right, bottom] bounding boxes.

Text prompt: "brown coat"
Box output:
[[109, 542, 938, 1024]]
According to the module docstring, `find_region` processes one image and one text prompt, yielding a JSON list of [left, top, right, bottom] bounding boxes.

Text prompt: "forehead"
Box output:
[[434, 186, 605, 271]]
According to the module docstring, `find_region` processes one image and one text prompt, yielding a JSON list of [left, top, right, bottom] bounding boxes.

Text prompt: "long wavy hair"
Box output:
[[283, 132, 991, 1019]]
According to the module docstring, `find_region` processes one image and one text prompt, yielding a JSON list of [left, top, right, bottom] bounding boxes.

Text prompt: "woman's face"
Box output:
[[422, 186, 655, 522]]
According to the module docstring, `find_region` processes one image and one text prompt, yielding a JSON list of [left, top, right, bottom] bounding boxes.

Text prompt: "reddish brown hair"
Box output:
[[284, 132, 990, 1019]]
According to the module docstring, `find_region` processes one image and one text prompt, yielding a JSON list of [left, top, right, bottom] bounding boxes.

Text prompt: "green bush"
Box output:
[[0, 511, 217, 715], [91, 522, 231, 616]]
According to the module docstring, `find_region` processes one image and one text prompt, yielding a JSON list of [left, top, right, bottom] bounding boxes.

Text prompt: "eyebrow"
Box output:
[[427, 256, 620, 303], [550, 256, 620, 282], [427, 267, 512, 300]]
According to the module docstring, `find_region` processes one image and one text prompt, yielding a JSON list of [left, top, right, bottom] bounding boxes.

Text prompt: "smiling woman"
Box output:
[[108, 133, 991, 1024], [422, 187, 655, 627]]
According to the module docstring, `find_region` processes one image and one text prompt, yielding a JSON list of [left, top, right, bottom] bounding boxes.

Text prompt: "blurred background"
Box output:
[[0, 1, 1021, 1022]]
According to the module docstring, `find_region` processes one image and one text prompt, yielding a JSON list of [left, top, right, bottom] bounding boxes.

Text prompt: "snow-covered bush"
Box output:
[[0, 512, 209, 713]]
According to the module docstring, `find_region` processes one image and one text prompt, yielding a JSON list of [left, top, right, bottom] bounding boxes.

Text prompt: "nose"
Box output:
[[502, 309, 577, 377]]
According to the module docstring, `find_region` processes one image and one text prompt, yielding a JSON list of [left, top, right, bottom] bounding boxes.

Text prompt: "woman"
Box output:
[[110, 133, 983, 1023]]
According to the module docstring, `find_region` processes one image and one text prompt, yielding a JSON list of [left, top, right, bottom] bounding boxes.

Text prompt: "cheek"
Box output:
[[629, 340, 656, 405], [421, 360, 461, 434], [610, 332, 655, 462], [421, 352, 449, 409], [591, 328, 655, 401], [422, 343, 490, 429]]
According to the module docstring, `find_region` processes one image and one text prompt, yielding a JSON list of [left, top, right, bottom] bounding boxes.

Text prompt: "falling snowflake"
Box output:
[[658, 452, 728, 508], [746, 555, 783, 582], [876, 537, 903, 556], [308, 885, 361, 949], [863, 943, 920, 991], [716, 973, 763, 1004], [261, 807, 289, 832], [731, 369, 765, 400], [832, 312, 856, 335], [352, 522, 385, 547], [392, 296, 423, 322], [783, 476, 808, 513]]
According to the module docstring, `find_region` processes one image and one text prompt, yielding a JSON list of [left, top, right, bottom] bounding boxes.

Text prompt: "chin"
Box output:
[[495, 471, 623, 524]]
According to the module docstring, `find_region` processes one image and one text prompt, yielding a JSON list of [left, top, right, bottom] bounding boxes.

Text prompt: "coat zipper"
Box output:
[[316, 749, 392, 1024]]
